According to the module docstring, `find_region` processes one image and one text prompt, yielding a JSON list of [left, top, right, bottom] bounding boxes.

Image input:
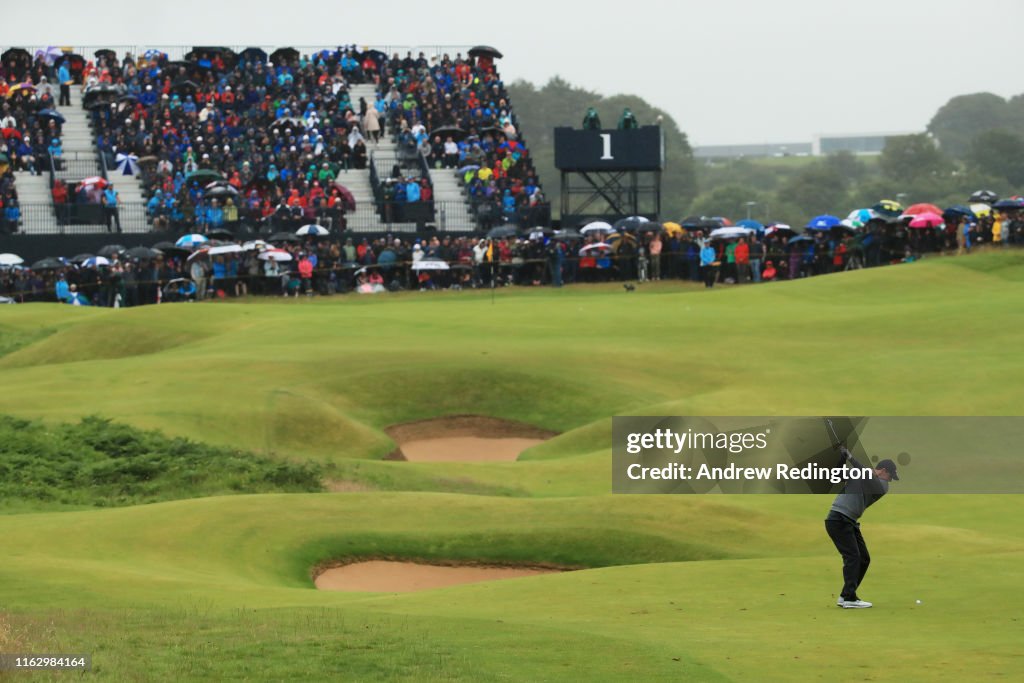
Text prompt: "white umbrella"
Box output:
[[0, 295, 16, 304], [0, 253, 24, 266], [295, 224, 329, 236], [207, 244, 244, 255], [580, 221, 614, 234], [258, 249, 293, 262], [82, 256, 111, 268], [708, 226, 752, 240], [579, 242, 612, 255], [411, 259, 450, 271], [115, 153, 140, 176], [242, 240, 268, 251]]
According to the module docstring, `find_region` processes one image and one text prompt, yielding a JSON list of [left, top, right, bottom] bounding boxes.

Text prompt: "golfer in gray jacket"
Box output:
[[825, 447, 899, 608]]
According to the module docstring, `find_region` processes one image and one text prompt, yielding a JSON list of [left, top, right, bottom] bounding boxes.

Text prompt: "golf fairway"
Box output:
[[1, 251, 1022, 681]]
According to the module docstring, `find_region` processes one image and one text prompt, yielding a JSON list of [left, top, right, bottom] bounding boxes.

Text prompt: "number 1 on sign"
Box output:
[[599, 134, 613, 160]]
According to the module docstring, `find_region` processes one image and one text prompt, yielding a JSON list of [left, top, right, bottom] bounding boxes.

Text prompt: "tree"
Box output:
[[777, 162, 848, 218], [878, 134, 948, 182], [968, 129, 1024, 187], [927, 93, 1012, 158], [688, 185, 771, 223]]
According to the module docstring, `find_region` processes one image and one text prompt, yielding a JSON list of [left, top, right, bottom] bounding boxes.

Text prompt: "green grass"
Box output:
[[1, 251, 1023, 681]]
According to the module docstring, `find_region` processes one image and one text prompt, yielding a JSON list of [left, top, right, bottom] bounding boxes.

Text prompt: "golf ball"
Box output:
[[916, 600, 922, 604]]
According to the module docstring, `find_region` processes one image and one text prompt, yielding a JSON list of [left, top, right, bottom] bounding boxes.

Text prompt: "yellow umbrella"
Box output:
[[663, 221, 684, 236], [970, 203, 992, 217]]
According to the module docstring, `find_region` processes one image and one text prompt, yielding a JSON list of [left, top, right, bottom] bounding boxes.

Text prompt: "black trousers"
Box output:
[[825, 514, 870, 600]]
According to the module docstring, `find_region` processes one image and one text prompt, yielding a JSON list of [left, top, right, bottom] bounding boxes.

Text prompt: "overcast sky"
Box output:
[[5, 0, 1021, 145]]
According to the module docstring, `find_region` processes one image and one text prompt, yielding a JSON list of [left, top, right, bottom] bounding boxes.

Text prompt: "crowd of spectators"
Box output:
[[374, 50, 549, 230], [86, 46, 394, 234]]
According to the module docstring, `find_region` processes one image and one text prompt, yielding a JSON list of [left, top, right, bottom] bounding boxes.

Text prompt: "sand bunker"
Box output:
[[314, 561, 558, 592], [385, 415, 557, 462]]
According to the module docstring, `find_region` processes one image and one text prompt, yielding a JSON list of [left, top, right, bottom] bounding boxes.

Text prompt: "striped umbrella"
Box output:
[[175, 234, 209, 248]]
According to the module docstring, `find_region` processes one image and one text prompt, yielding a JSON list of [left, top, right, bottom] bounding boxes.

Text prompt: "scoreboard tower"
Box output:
[[553, 125, 665, 227]]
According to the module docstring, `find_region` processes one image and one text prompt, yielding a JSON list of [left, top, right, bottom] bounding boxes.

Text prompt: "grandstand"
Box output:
[[0, 45, 550, 237]]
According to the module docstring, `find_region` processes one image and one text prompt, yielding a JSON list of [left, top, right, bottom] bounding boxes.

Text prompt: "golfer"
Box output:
[[825, 446, 899, 608]]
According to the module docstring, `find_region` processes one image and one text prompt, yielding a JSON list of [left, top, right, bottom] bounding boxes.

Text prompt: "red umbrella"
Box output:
[[79, 176, 108, 190], [331, 181, 357, 211], [902, 203, 942, 217], [908, 212, 944, 229]]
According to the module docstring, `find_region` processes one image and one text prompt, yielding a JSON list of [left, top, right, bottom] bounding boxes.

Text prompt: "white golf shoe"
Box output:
[[839, 599, 873, 609]]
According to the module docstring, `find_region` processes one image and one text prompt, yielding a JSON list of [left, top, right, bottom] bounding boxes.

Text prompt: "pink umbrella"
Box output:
[[908, 212, 944, 229]]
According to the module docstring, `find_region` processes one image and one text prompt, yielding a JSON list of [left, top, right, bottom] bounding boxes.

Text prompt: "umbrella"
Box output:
[[37, 109, 66, 124], [411, 259, 450, 271], [82, 83, 120, 106], [709, 226, 753, 240], [242, 240, 268, 251], [203, 184, 239, 199], [662, 222, 684, 236], [553, 228, 582, 240], [259, 249, 293, 262], [185, 169, 224, 184], [124, 246, 162, 259], [362, 49, 388, 64], [79, 176, 108, 190], [680, 216, 723, 230], [735, 219, 764, 232], [468, 46, 503, 59], [96, 244, 126, 257], [908, 213, 944, 229], [268, 232, 301, 243], [152, 241, 190, 254], [31, 257, 66, 270], [269, 47, 300, 64], [330, 181, 357, 210], [613, 216, 650, 233], [836, 220, 861, 231], [239, 47, 268, 64], [1, 48, 31, 63], [207, 244, 244, 255], [457, 164, 480, 175], [206, 228, 236, 239], [7, 83, 36, 96], [873, 199, 904, 217], [943, 205, 975, 219], [902, 203, 942, 217], [787, 235, 814, 245], [143, 49, 167, 61], [430, 125, 468, 141], [36, 46, 64, 65], [994, 198, 1024, 210], [0, 253, 24, 266], [486, 224, 519, 239], [970, 203, 992, 217], [272, 116, 306, 130], [580, 220, 614, 234], [579, 243, 612, 254], [170, 79, 200, 95], [296, 224, 329, 236], [175, 234, 209, 248], [805, 214, 841, 230], [608, 232, 637, 251], [636, 221, 664, 234], [847, 208, 879, 224], [115, 153, 140, 176], [765, 223, 794, 237], [94, 48, 117, 61], [969, 190, 999, 204], [81, 256, 111, 268]]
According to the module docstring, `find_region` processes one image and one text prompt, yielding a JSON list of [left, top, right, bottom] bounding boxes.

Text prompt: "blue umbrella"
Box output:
[[175, 234, 209, 248], [993, 198, 1024, 210], [943, 205, 975, 219], [37, 109, 66, 124], [806, 215, 840, 230], [788, 235, 814, 244], [736, 219, 764, 232], [115, 153, 140, 176], [82, 256, 111, 268]]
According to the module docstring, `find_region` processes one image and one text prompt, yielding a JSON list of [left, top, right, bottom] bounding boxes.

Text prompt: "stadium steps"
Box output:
[[12, 171, 56, 235], [429, 169, 475, 231]]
